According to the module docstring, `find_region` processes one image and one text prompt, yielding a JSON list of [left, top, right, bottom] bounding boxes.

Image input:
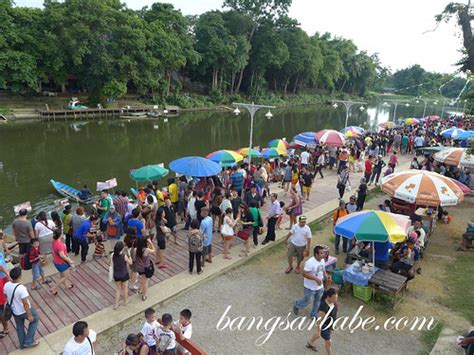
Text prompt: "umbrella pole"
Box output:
[[372, 242, 375, 274]]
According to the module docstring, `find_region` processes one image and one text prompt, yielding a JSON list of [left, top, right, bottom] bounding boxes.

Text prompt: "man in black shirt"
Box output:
[[300, 167, 314, 201], [163, 197, 178, 244], [244, 184, 262, 208], [194, 191, 207, 224]]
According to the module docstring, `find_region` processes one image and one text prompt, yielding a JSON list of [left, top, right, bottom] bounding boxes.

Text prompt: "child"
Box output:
[[174, 309, 193, 355], [383, 165, 393, 177], [157, 313, 177, 355], [94, 234, 105, 258], [29, 238, 50, 290], [442, 210, 452, 224], [276, 201, 285, 230], [140, 308, 160, 354]]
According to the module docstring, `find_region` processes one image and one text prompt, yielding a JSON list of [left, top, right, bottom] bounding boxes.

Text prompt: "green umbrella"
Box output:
[[130, 165, 169, 182]]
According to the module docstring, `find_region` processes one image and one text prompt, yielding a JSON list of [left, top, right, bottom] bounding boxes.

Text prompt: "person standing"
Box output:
[[96, 190, 112, 233], [61, 205, 74, 253], [74, 214, 100, 263], [283, 163, 292, 194], [364, 155, 373, 183], [111, 241, 132, 309], [300, 149, 310, 168], [200, 208, 213, 266], [315, 151, 325, 179], [293, 246, 328, 319], [356, 177, 368, 211], [50, 229, 75, 295], [71, 207, 87, 256], [346, 196, 358, 214], [300, 167, 315, 201], [306, 288, 339, 354], [4, 267, 40, 349], [336, 166, 351, 199], [229, 166, 244, 196], [113, 191, 130, 221], [328, 146, 337, 170], [285, 187, 302, 230], [220, 208, 238, 260], [333, 200, 349, 255], [262, 193, 281, 245], [163, 198, 178, 244], [284, 216, 312, 274], [337, 148, 348, 174], [134, 238, 155, 301], [63, 321, 97, 355], [388, 151, 398, 172], [187, 219, 203, 274], [369, 155, 386, 186], [12, 209, 35, 270]]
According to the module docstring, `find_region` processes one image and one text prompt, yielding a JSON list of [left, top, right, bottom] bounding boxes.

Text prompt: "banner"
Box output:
[[106, 178, 118, 188], [97, 178, 118, 191], [54, 198, 70, 208], [14, 201, 32, 215]]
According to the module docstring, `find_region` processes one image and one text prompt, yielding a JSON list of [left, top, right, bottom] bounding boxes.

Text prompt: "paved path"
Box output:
[[3, 156, 411, 353]]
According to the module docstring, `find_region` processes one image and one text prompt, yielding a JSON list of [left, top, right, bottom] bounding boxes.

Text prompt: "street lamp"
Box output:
[[332, 100, 366, 129], [232, 102, 276, 165]]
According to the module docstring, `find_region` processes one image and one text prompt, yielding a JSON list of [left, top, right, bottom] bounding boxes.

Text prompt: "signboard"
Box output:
[[54, 198, 70, 208], [106, 178, 118, 188], [96, 177, 118, 191], [14, 201, 32, 215]]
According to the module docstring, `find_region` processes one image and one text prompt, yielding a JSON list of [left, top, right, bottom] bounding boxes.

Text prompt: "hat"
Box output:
[[339, 199, 346, 205], [299, 215, 307, 222]]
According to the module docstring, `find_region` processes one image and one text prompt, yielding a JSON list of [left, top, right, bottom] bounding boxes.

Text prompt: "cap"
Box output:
[[339, 200, 346, 205], [299, 215, 307, 222]]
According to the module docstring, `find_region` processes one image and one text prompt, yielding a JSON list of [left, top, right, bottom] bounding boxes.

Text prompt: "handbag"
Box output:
[[107, 224, 118, 237], [237, 228, 250, 241], [144, 261, 155, 278], [4, 284, 20, 321]]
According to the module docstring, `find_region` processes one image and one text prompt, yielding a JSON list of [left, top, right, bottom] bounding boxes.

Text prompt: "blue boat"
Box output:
[[50, 179, 95, 204]]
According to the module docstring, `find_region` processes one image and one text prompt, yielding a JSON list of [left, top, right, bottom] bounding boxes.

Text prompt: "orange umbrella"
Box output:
[[381, 170, 464, 206], [434, 147, 474, 168]]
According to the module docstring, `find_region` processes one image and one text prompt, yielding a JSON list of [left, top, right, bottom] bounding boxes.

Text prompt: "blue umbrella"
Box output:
[[169, 156, 222, 177], [456, 130, 474, 141], [293, 132, 317, 146], [441, 127, 465, 139]]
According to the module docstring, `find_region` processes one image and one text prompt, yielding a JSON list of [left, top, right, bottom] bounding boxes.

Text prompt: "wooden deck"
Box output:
[[1, 158, 411, 353]]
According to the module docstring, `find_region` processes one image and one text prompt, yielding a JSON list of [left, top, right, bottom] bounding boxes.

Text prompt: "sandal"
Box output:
[[142, 295, 147, 301], [285, 267, 293, 274], [197, 270, 203, 275], [67, 284, 74, 290], [31, 285, 42, 290], [306, 343, 318, 352], [158, 263, 168, 269]]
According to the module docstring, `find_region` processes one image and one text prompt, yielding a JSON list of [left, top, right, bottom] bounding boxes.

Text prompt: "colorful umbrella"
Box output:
[[434, 147, 474, 168], [404, 118, 420, 125], [378, 121, 395, 129], [441, 127, 465, 139], [341, 126, 364, 136], [456, 130, 474, 141], [237, 147, 262, 158], [268, 138, 289, 151], [381, 169, 464, 206], [169, 156, 222, 177], [293, 132, 317, 147], [334, 210, 410, 243], [262, 147, 286, 159], [130, 164, 169, 181], [425, 115, 440, 121], [315, 129, 346, 147], [449, 178, 471, 195], [345, 130, 359, 138], [206, 150, 243, 165]]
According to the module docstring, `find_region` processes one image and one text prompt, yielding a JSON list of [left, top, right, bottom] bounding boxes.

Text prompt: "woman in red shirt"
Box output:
[[51, 229, 75, 295]]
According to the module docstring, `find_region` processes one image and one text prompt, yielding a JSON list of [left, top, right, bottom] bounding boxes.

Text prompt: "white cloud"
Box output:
[[15, 0, 463, 73]]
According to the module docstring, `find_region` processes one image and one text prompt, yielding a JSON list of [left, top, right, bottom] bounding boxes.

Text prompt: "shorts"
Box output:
[[54, 262, 70, 273], [287, 242, 306, 263], [32, 262, 43, 281], [156, 236, 166, 250], [303, 186, 311, 194], [223, 236, 233, 241], [114, 275, 130, 282], [19, 242, 30, 255], [321, 328, 332, 341], [203, 244, 212, 255]]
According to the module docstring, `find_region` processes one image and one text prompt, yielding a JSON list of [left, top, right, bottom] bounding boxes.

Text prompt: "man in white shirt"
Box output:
[[284, 216, 312, 274], [300, 149, 310, 167], [407, 220, 427, 248], [63, 321, 97, 355], [4, 267, 40, 349], [293, 245, 328, 319]]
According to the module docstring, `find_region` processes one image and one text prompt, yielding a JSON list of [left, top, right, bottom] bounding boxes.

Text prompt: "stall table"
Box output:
[[369, 269, 408, 309]]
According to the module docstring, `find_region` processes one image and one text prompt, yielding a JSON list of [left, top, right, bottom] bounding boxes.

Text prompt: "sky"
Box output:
[[15, 0, 463, 74]]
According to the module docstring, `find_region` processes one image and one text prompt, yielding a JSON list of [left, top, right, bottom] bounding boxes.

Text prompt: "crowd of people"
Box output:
[[0, 113, 472, 352]]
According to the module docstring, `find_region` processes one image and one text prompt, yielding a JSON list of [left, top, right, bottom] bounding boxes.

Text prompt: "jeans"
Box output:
[[315, 165, 324, 178], [189, 251, 202, 273], [334, 234, 349, 252], [14, 308, 39, 348], [65, 233, 75, 253], [370, 170, 382, 185], [329, 157, 336, 169], [264, 217, 277, 242], [294, 287, 324, 318], [75, 238, 89, 262], [337, 185, 346, 199]]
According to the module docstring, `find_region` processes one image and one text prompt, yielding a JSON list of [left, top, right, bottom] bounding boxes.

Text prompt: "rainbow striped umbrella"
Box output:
[[268, 139, 289, 151], [404, 118, 420, 125], [237, 147, 262, 158], [341, 126, 364, 136], [206, 149, 243, 165], [262, 147, 286, 159], [334, 210, 410, 243]]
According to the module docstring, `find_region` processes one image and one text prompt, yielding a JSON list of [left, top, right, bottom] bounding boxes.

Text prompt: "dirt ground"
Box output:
[[96, 193, 474, 354]]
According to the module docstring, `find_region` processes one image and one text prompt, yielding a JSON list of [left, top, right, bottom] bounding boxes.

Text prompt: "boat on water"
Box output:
[[50, 179, 95, 204], [65, 97, 88, 110]]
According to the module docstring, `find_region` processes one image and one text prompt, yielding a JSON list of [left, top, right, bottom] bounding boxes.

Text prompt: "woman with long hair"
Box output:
[[134, 237, 155, 301], [306, 287, 339, 354], [120, 333, 149, 355], [112, 241, 132, 309], [50, 229, 75, 295], [51, 211, 63, 234], [220, 208, 238, 260], [238, 203, 254, 257], [285, 187, 302, 230]]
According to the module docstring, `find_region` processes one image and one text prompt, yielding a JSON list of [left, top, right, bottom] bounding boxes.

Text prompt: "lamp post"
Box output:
[[331, 100, 366, 129], [383, 99, 409, 122], [415, 98, 438, 117], [232, 102, 275, 165]]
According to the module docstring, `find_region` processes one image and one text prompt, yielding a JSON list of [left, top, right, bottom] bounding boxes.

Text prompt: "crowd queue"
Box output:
[[0, 114, 472, 353]]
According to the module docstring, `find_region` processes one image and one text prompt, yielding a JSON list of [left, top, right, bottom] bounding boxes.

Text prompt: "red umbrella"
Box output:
[[315, 129, 346, 147], [426, 115, 440, 121], [450, 178, 471, 195]]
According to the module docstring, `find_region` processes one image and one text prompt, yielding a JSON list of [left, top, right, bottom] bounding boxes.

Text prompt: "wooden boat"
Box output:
[[50, 179, 95, 204]]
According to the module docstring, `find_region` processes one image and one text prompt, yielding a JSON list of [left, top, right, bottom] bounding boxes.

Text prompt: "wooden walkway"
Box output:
[[0, 157, 411, 353]]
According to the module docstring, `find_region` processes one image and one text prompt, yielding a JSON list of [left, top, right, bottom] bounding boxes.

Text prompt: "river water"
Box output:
[[0, 102, 433, 226]]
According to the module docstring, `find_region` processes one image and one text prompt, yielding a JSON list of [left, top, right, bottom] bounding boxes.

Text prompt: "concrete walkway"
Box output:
[[10, 156, 412, 354]]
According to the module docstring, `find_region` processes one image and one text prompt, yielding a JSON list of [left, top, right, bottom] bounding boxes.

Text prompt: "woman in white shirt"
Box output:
[[221, 208, 238, 260], [34, 211, 56, 254]]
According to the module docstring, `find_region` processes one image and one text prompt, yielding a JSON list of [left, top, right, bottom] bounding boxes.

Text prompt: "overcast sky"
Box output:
[[16, 0, 463, 74]]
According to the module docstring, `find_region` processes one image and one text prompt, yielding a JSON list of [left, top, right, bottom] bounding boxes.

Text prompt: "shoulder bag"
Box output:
[[4, 284, 20, 321]]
